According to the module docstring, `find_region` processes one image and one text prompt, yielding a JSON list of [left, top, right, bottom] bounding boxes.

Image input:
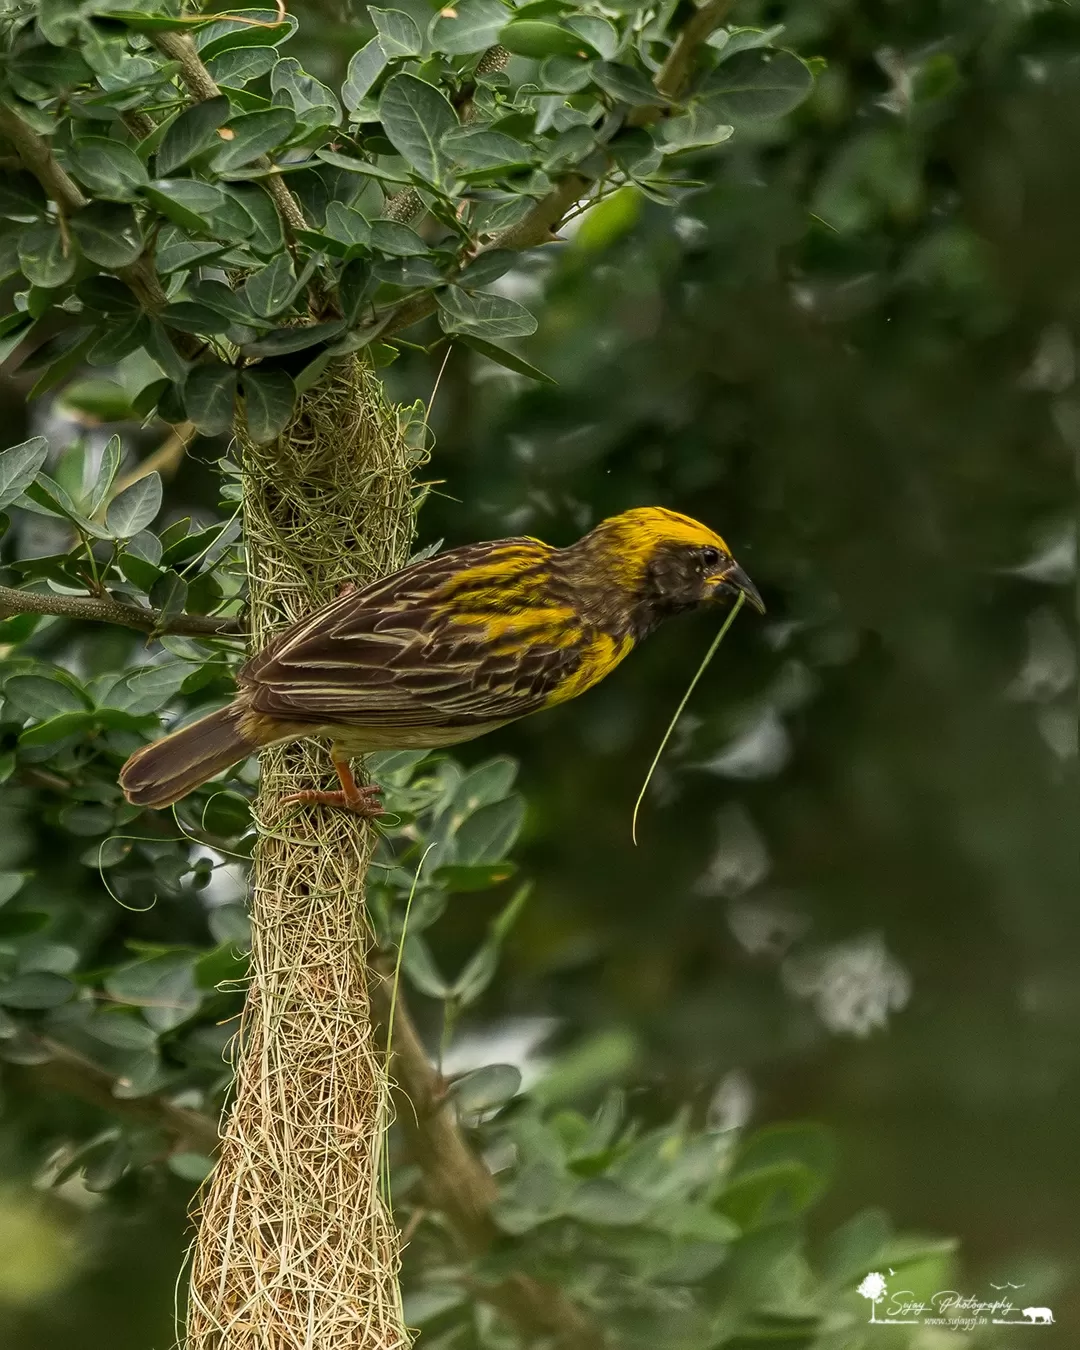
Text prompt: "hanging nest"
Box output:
[[185, 358, 420, 1349]]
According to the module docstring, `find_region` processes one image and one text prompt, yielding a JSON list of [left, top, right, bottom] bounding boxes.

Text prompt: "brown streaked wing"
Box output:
[[239, 537, 582, 728]]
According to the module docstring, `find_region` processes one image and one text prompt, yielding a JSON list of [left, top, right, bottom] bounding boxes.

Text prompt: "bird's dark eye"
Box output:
[[701, 546, 721, 568]]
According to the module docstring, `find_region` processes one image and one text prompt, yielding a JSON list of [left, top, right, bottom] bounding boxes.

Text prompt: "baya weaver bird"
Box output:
[[120, 507, 763, 815]]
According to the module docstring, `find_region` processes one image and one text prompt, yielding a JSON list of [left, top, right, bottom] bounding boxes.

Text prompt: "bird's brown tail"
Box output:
[[120, 703, 256, 809]]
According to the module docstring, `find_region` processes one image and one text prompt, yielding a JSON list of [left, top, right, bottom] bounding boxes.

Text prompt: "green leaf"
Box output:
[[5, 673, 88, 720], [0, 972, 75, 1010], [243, 254, 298, 318], [590, 60, 663, 106], [81, 1013, 153, 1054], [68, 138, 149, 201], [700, 48, 814, 121], [566, 15, 618, 60], [821, 1207, 893, 1286], [565, 1178, 651, 1226], [155, 228, 229, 274], [0, 171, 46, 220], [658, 103, 734, 153], [0, 872, 29, 907], [19, 710, 96, 746], [241, 367, 295, 443], [401, 934, 450, 998], [455, 794, 526, 863], [720, 1122, 835, 1227], [314, 149, 410, 185], [187, 279, 258, 326], [161, 302, 232, 337], [457, 249, 517, 290], [270, 58, 341, 128], [242, 319, 346, 357], [196, 8, 298, 60], [460, 334, 556, 383], [105, 10, 211, 32], [437, 287, 538, 340], [113, 662, 190, 714], [213, 107, 297, 172], [18, 222, 75, 288], [342, 38, 390, 114], [372, 256, 444, 287], [429, 0, 509, 55], [369, 219, 427, 256], [168, 1152, 215, 1183], [204, 45, 279, 87], [432, 862, 517, 891], [142, 179, 226, 233], [9, 43, 92, 97], [184, 363, 238, 435], [156, 95, 231, 175], [539, 54, 593, 93], [80, 1138, 132, 1192], [500, 19, 597, 60], [70, 202, 143, 267], [104, 953, 200, 1032], [24, 472, 111, 537], [0, 437, 48, 511], [77, 275, 140, 314], [708, 24, 787, 61], [0, 911, 49, 939], [449, 1063, 521, 1114], [457, 756, 517, 808], [118, 548, 163, 591], [106, 472, 162, 538], [379, 73, 459, 187], [370, 8, 423, 58], [442, 127, 535, 175], [86, 434, 122, 516], [324, 202, 372, 250]]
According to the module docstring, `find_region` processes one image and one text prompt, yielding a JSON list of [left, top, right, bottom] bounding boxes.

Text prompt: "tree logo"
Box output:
[[857, 1272, 888, 1322]]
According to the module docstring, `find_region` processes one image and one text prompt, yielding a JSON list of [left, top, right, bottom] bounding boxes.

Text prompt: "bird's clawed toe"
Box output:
[[281, 782, 385, 818]]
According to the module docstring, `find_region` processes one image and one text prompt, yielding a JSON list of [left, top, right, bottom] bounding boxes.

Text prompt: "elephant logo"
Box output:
[[1021, 1307, 1054, 1325]]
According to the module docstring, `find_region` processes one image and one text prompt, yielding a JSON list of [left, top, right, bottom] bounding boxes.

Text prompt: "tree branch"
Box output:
[[28, 1037, 220, 1154], [370, 968, 606, 1350], [0, 583, 243, 637], [0, 103, 170, 311], [0, 104, 86, 213], [149, 32, 308, 236], [654, 0, 736, 101]]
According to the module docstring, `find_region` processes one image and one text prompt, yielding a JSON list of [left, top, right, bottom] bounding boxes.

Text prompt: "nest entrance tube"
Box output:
[[185, 359, 416, 1349]]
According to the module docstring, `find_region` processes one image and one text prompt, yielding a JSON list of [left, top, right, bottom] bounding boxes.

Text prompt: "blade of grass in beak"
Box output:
[[631, 591, 746, 846]]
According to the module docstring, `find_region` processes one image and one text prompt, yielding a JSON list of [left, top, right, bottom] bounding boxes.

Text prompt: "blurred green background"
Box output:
[[0, 0, 1076, 1345]]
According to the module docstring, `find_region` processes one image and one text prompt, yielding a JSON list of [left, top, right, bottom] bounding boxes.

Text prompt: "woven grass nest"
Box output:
[[185, 358, 420, 1349]]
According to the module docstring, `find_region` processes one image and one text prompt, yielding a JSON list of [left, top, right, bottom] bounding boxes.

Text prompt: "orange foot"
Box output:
[[281, 755, 384, 818]]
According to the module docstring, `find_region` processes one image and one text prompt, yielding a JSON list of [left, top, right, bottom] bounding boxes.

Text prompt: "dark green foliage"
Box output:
[[0, 0, 1048, 1344], [0, 0, 813, 441]]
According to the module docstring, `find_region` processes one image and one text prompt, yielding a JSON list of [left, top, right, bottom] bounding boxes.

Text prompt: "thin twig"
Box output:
[[0, 583, 243, 636], [113, 422, 195, 496]]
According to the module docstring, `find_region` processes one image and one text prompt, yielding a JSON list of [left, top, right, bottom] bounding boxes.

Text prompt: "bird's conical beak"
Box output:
[[718, 562, 765, 614]]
